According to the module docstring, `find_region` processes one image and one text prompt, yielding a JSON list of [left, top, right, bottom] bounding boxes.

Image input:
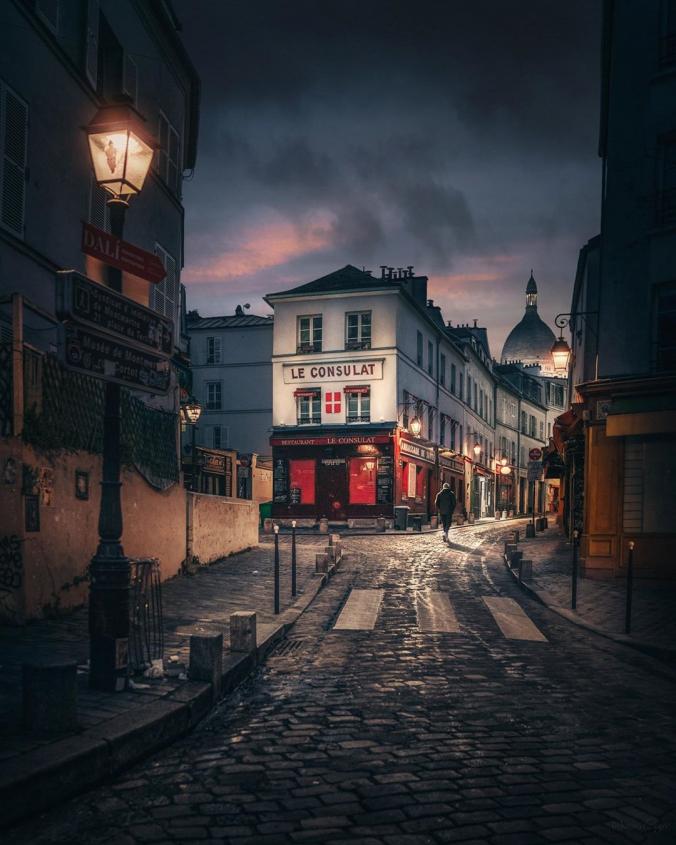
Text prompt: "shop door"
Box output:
[[317, 459, 348, 520]]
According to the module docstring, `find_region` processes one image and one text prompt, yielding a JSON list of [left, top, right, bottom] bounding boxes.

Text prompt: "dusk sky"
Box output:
[[175, 0, 602, 356]]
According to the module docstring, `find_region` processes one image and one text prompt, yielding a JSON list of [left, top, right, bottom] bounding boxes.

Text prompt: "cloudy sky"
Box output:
[[175, 0, 602, 356]]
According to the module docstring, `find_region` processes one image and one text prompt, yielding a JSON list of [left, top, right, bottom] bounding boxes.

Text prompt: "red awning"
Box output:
[[344, 385, 370, 394], [293, 389, 320, 397]]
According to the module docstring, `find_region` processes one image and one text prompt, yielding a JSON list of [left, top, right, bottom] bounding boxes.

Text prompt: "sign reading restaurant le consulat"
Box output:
[[283, 359, 384, 383], [270, 433, 391, 446]]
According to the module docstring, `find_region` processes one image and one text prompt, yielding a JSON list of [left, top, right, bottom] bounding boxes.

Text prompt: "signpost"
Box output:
[[527, 459, 543, 534], [529, 447, 542, 461], [82, 222, 167, 284]]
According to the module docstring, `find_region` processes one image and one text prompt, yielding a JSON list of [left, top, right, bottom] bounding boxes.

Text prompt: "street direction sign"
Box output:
[[82, 222, 167, 284], [60, 323, 171, 394], [529, 447, 542, 460], [57, 271, 173, 357], [527, 460, 543, 481]]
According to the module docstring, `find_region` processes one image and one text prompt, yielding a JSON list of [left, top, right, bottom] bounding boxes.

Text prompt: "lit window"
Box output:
[[349, 457, 376, 504], [296, 389, 321, 424], [290, 459, 315, 504]]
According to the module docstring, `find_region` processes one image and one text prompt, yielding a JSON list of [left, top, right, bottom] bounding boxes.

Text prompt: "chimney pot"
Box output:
[[380, 265, 387, 279]]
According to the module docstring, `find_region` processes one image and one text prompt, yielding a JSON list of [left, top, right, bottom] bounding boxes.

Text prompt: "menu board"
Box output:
[[376, 456, 393, 504], [273, 458, 289, 502], [290, 487, 301, 504]]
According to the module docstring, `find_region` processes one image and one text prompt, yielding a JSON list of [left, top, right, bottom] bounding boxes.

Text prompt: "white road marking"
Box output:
[[333, 589, 384, 630], [482, 596, 548, 641], [416, 591, 461, 632]]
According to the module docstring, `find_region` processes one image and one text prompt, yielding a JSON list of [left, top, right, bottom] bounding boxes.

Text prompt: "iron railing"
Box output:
[[129, 558, 164, 674]]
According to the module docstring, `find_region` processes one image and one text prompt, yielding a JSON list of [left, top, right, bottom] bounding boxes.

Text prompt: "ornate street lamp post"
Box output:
[[182, 400, 202, 492], [551, 311, 599, 375], [85, 104, 156, 692]]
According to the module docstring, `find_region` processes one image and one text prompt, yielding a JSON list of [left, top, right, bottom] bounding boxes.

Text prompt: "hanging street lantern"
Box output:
[[86, 103, 156, 202], [473, 442, 481, 457], [551, 336, 572, 374], [409, 416, 422, 437], [182, 400, 203, 426]]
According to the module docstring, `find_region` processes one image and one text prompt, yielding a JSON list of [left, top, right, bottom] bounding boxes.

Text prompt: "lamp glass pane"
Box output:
[[88, 130, 130, 191], [124, 131, 154, 192]]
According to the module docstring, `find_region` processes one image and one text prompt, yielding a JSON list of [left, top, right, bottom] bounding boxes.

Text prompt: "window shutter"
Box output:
[[165, 252, 177, 321], [123, 53, 138, 106], [85, 0, 99, 88], [1, 85, 28, 238]]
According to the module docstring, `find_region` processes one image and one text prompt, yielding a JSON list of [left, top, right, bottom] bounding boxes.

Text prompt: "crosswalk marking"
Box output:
[[416, 591, 461, 632], [482, 596, 547, 641], [333, 589, 384, 630]]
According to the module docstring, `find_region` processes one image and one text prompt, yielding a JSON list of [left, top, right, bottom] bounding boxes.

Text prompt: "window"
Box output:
[[206, 336, 221, 364], [655, 282, 676, 370], [297, 315, 322, 352], [0, 82, 28, 238], [36, 0, 59, 33], [529, 415, 536, 437], [459, 424, 463, 454], [346, 311, 371, 349], [440, 416, 446, 446], [212, 425, 228, 449], [205, 382, 222, 410], [467, 375, 472, 406], [539, 420, 544, 440], [325, 391, 341, 414], [402, 389, 409, 430], [156, 111, 181, 195], [403, 462, 417, 499], [290, 459, 315, 504], [440, 354, 446, 386], [451, 363, 456, 394], [511, 440, 516, 464], [296, 390, 321, 424], [151, 244, 179, 327], [474, 383, 478, 411], [521, 411, 528, 434], [417, 331, 423, 367], [520, 446, 526, 467], [349, 457, 376, 505], [427, 405, 434, 440], [428, 340, 433, 375], [458, 372, 463, 401], [346, 387, 370, 422], [89, 176, 110, 232], [479, 390, 484, 418]]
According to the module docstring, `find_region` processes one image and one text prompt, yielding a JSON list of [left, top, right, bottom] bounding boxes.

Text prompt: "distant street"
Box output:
[[8, 522, 676, 845]]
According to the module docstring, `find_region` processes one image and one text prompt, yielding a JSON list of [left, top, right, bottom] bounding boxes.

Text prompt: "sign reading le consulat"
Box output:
[[283, 359, 383, 383]]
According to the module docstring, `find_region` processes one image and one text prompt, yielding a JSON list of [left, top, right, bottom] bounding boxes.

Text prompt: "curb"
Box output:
[[265, 516, 532, 539], [1, 559, 344, 830], [502, 554, 676, 668]]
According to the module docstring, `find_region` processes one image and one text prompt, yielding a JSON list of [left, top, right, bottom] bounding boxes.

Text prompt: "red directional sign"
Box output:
[[81, 222, 166, 284], [529, 447, 542, 460]]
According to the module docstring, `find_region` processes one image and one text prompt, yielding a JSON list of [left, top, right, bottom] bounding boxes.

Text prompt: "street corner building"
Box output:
[[264, 265, 565, 528]]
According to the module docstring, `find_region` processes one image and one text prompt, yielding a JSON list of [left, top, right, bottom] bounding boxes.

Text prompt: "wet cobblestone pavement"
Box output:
[[6, 521, 676, 845]]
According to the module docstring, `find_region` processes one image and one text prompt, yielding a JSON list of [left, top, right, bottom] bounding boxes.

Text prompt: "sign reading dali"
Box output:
[[57, 271, 172, 394]]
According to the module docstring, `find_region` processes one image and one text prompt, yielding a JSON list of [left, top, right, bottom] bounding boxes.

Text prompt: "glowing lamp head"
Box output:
[[86, 104, 156, 200], [500, 465, 512, 475], [473, 442, 481, 457], [551, 336, 571, 375], [182, 400, 202, 425], [409, 416, 422, 437]]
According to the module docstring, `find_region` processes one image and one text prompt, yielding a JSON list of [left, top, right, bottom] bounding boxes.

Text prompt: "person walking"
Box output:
[[435, 482, 457, 542]]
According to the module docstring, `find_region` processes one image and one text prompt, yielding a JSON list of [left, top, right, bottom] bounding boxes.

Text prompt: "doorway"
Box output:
[[317, 458, 348, 520]]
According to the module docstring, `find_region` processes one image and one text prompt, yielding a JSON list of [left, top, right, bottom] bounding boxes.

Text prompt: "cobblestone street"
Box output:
[[7, 521, 676, 845]]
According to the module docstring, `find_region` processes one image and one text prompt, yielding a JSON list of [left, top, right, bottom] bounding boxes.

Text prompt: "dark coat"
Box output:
[[435, 488, 457, 516]]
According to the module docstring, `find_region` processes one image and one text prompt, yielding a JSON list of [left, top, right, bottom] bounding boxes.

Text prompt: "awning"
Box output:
[[344, 385, 370, 394], [552, 405, 583, 451], [293, 388, 320, 397]]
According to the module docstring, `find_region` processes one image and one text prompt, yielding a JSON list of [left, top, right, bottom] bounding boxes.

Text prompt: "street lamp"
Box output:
[[182, 400, 202, 492], [551, 311, 599, 375], [473, 442, 481, 457], [85, 104, 156, 692], [409, 416, 422, 437]]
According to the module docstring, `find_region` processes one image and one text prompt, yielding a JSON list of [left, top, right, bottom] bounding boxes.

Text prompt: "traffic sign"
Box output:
[[529, 447, 542, 461], [82, 222, 167, 284]]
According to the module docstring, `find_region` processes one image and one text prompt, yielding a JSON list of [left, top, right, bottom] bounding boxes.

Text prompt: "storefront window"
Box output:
[[349, 457, 376, 504], [289, 459, 316, 504], [416, 466, 426, 499]]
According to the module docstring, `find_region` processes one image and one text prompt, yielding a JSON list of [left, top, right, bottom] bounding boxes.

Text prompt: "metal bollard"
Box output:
[[571, 529, 579, 610], [625, 540, 634, 635], [291, 520, 297, 597], [273, 524, 280, 615]]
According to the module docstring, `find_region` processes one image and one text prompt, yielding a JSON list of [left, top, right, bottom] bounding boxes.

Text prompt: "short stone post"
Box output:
[[495, 511, 501, 520], [504, 541, 517, 557], [230, 612, 257, 653], [512, 529, 520, 543], [376, 517, 386, 532], [23, 660, 78, 735], [510, 550, 523, 570], [315, 553, 329, 573], [319, 517, 329, 534], [526, 522, 536, 538], [519, 559, 533, 582], [189, 632, 223, 698]]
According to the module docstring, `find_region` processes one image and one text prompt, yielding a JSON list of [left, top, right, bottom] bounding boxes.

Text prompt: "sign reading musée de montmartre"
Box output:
[[283, 359, 383, 383]]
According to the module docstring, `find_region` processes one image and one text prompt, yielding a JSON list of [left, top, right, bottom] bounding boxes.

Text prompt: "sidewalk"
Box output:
[[0, 537, 333, 827], [503, 526, 676, 661]]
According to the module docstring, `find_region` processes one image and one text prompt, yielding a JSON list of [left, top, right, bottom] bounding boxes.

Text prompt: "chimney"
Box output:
[[380, 265, 387, 279], [407, 265, 414, 278], [473, 319, 478, 328], [427, 299, 434, 307], [387, 267, 394, 279]]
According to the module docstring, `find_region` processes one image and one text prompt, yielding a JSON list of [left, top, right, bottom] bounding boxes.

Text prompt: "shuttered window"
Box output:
[[85, 0, 99, 88], [0, 82, 28, 238], [155, 111, 181, 195], [150, 243, 178, 326]]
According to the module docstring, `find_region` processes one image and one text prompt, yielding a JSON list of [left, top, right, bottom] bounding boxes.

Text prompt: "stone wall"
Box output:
[[188, 492, 258, 565]]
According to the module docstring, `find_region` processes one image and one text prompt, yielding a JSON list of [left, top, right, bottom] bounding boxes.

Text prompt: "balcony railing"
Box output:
[[345, 339, 371, 350], [297, 415, 321, 425], [296, 342, 322, 354], [346, 415, 371, 423]]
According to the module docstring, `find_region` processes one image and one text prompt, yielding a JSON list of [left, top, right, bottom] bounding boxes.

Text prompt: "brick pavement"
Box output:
[[506, 528, 676, 651], [7, 519, 676, 845], [0, 538, 324, 766]]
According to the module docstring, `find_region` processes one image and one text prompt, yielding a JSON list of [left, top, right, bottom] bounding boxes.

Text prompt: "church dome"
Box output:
[[500, 271, 556, 370]]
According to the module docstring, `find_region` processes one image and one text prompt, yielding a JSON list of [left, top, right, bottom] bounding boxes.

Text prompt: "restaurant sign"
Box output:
[[399, 438, 435, 464], [283, 359, 383, 384], [60, 323, 171, 394], [271, 434, 391, 447], [57, 271, 173, 357]]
